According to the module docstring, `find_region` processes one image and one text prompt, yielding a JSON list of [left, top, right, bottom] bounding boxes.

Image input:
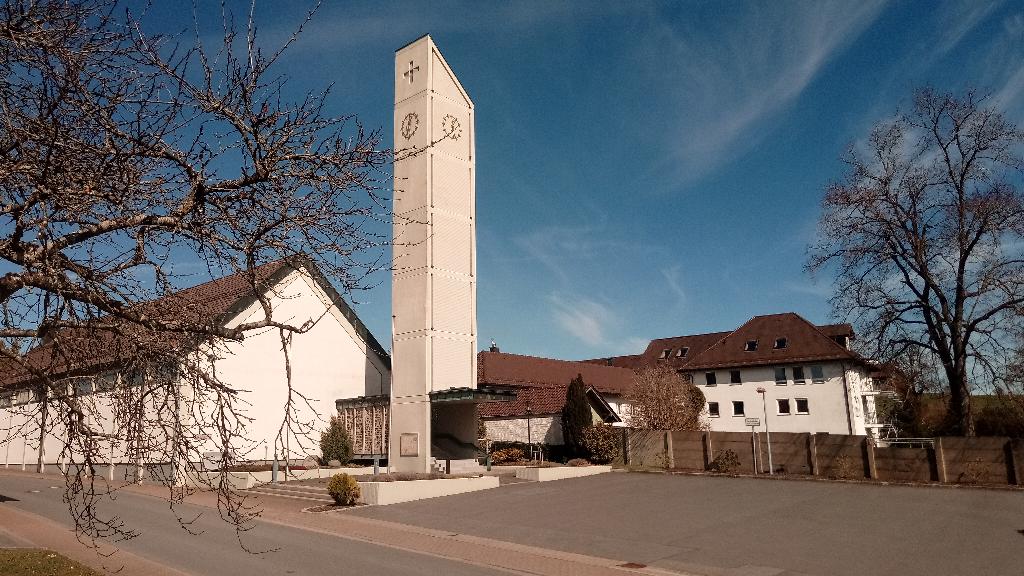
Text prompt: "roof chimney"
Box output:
[[489, 338, 499, 353]]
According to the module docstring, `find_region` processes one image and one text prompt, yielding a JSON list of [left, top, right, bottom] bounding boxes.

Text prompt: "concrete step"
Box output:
[[249, 483, 333, 503]]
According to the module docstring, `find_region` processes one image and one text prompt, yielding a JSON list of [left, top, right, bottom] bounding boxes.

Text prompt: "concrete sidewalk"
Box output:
[[124, 481, 680, 576], [0, 504, 191, 576], [1, 469, 684, 576]]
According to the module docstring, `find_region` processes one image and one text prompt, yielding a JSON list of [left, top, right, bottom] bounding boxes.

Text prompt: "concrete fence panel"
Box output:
[[759, 432, 813, 475], [624, 429, 669, 468], [815, 434, 870, 479], [670, 431, 706, 470], [873, 446, 935, 482], [707, 432, 759, 474], [940, 436, 1013, 484]]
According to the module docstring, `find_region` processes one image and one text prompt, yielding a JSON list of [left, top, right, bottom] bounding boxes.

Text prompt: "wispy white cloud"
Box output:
[[935, 0, 1003, 55], [660, 264, 687, 309], [513, 223, 644, 286], [637, 1, 886, 185], [548, 294, 614, 348], [782, 280, 833, 299]]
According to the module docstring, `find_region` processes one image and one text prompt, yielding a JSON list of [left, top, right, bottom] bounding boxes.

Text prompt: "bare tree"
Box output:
[[0, 0, 388, 547], [626, 365, 706, 431], [808, 87, 1024, 435]]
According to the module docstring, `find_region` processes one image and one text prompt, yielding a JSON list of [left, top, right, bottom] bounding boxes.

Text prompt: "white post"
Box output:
[[21, 440, 26, 471], [757, 387, 773, 475]]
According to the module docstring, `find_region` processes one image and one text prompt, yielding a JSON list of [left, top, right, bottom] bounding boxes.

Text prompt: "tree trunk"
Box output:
[[35, 393, 47, 473], [946, 367, 974, 436]]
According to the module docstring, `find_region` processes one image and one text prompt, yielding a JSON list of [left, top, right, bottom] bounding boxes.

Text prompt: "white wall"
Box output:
[[211, 269, 389, 461], [691, 361, 872, 435], [1, 268, 390, 468]]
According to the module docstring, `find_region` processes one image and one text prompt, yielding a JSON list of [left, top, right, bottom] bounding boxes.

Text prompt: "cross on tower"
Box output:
[[403, 60, 420, 84]]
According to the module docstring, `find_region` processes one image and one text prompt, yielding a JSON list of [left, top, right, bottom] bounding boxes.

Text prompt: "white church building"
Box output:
[[0, 256, 392, 475]]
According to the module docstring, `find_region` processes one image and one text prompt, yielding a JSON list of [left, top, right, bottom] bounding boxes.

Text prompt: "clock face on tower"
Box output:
[[400, 112, 419, 140], [441, 114, 463, 141]]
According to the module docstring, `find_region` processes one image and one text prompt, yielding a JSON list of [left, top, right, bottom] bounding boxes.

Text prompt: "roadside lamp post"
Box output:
[[756, 387, 773, 475], [525, 404, 533, 458]]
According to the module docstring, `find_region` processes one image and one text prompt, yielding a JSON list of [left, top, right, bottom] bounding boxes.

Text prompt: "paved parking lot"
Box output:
[[351, 471, 1024, 576]]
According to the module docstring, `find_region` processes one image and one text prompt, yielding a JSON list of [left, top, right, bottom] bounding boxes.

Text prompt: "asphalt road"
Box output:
[[351, 471, 1024, 576], [0, 474, 502, 576]]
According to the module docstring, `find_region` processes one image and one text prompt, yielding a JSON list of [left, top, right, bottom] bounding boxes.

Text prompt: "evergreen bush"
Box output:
[[320, 416, 353, 465], [561, 374, 593, 458], [327, 473, 360, 505]]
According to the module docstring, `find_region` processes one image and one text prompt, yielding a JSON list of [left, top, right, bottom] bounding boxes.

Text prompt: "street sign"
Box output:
[[745, 417, 760, 427]]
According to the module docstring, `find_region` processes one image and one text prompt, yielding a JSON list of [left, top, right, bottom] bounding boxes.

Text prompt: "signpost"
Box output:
[[745, 418, 760, 475], [756, 387, 773, 475]]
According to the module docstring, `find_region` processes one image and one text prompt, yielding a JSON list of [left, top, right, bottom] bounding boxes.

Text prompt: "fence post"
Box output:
[[934, 437, 948, 483], [665, 431, 674, 469], [1010, 439, 1023, 486], [703, 431, 714, 469], [864, 437, 878, 480], [809, 433, 819, 476]]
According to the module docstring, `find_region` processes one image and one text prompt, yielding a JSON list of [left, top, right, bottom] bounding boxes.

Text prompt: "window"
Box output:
[[730, 370, 742, 384], [95, 372, 117, 392], [793, 366, 806, 384], [777, 399, 791, 415], [744, 340, 758, 351], [676, 347, 689, 358], [659, 348, 671, 359], [732, 401, 745, 416], [795, 398, 809, 414], [705, 372, 717, 386], [708, 402, 720, 417], [0, 393, 11, 408], [14, 388, 35, 405], [811, 365, 825, 383], [774, 337, 788, 349], [74, 378, 93, 396], [774, 367, 787, 385]]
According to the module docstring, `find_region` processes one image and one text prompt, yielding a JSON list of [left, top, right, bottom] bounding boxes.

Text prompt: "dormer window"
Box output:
[[744, 340, 758, 352], [658, 348, 671, 359], [774, 337, 788, 349], [675, 347, 689, 358]]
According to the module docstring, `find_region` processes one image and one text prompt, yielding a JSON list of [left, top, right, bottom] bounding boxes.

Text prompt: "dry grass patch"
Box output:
[[0, 549, 101, 576]]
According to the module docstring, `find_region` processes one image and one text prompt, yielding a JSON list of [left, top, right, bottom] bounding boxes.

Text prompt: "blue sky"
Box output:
[[139, 1, 1024, 360]]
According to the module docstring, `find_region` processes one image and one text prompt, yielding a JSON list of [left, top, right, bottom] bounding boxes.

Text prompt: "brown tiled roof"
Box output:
[[2, 257, 389, 387], [682, 313, 862, 370], [818, 323, 855, 340], [639, 331, 732, 367], [477, 351, 634, 395], [580, 354, 646, 369], [478, 384, 568, 417]]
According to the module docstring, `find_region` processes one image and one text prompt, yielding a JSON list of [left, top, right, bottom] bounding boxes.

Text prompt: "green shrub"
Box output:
[[566, 458, 590, 467], [580, 425, 621, 464], [706, 449, 740, 473], [320, 416, 353, 465], [562, 374, 593, 458], [327, 473, 360, 505], [490, 447, 526, 465]]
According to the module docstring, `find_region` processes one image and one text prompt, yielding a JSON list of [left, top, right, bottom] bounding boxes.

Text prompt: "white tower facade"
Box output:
[[389, 35, 476, 473]]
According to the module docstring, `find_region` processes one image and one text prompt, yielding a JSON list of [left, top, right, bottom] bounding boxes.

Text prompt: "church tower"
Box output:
[[389, 35, 476, 473]]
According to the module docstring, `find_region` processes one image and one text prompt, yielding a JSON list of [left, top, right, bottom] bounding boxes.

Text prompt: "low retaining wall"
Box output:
[[618, 428, 1023, 486], [514, 465, 612, 482], [359, 475, 499, 505]]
